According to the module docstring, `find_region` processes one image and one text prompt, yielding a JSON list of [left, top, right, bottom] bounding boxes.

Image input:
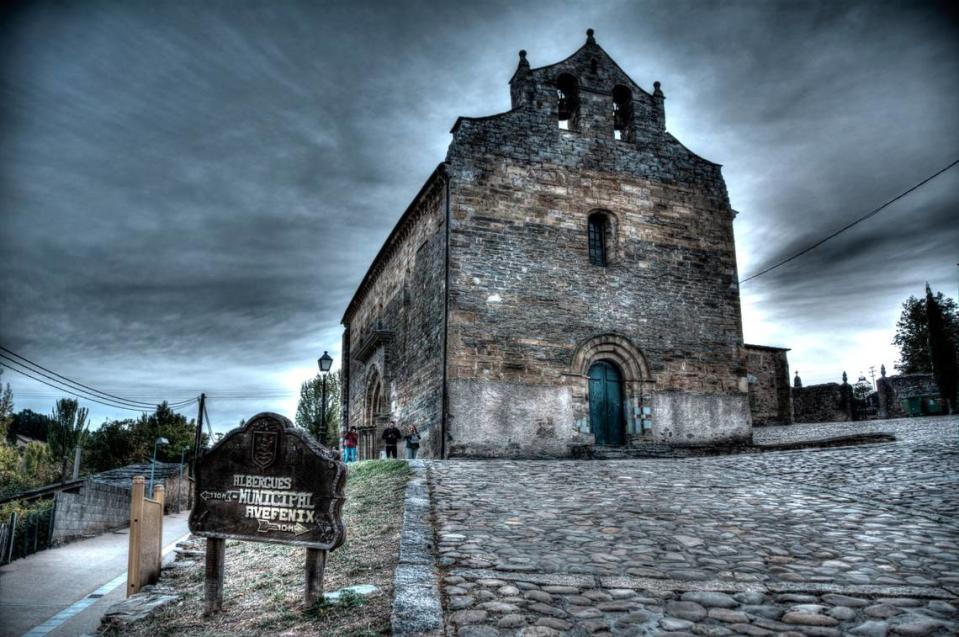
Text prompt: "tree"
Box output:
[[926, 284, 959, 412], [82, 418, 143, 474], [82, 403, 203, 474], [295, 372, 341, 446], [48, 399, 89, 481], [7, 409, 55, 443], [0, 369, 12, 439], [893, 291, 959, 373]]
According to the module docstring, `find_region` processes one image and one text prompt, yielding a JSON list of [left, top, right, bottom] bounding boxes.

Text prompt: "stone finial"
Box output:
[[881, 364, 886, 377], [842, 371, 848, 384], [653, 81, 664, 97], [517, 49, 529, 70], [586, 28, 595, 44], [793, 371, 802, 388]]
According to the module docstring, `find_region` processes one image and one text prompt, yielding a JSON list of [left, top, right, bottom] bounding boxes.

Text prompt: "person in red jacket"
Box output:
[[343, 426, 358, 463]]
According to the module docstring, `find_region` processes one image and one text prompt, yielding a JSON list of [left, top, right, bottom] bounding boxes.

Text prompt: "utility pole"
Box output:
[[192, 393, 206, 478], [869, 365, 876, 389]]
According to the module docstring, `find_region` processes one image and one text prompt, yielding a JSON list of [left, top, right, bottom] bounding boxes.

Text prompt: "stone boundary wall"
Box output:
[[52, 479, 131, 545], [792, 383, 853, 424], [877, 373, 940, 418], [745, 345, 792, 426]]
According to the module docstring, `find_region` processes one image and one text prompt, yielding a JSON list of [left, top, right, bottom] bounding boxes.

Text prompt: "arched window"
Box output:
[[612, 85, 633, 141], [588, 212, 608, 266], [556, 74, 579, 130]]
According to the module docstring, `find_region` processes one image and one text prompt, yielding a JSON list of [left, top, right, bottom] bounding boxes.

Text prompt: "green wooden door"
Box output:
[[588, 361, 624, 445]]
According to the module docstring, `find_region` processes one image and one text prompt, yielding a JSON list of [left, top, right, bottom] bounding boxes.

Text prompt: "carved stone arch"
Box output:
[[571, 333, 650, 382], [570, 334, 652, 442], [364, 365, 387, 425], [362, 365, 387, 459]]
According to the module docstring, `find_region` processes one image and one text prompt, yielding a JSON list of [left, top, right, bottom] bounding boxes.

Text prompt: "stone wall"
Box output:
[[792, 383, 853, 424], [52, 479, 130, 545], [443, 33, 750, 456], [877, 373, 940, 418], [93, 462, 191, 513], [342, 170, 448, 458], [745, 344, 793, 426]]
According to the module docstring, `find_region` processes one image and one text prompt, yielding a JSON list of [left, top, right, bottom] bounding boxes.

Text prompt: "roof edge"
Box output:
[[341, 163, 447, 325], [744, 343, 791, 352]]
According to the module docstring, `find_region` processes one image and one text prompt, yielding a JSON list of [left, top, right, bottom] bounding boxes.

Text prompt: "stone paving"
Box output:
[[427, 416, 959, 636]]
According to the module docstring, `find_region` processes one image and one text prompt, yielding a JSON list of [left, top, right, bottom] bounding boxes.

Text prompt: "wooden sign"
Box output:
[[188, 412, 347, 611]]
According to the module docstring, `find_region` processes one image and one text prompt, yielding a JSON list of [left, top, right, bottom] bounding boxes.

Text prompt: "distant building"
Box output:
[[341, 30, 755, 458]]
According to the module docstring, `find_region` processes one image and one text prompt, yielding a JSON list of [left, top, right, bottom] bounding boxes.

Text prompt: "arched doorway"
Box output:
[[588, 360, 625, 445], [363, 370, 386, 459]]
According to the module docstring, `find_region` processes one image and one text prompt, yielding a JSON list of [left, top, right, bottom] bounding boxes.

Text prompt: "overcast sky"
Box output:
[[1, 0, 957, 432]]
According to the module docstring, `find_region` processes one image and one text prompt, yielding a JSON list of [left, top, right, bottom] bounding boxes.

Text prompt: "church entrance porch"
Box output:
[[588, 360, 625, 445]]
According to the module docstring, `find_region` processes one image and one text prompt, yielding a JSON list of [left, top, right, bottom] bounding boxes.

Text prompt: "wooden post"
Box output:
[[204, 537, 225, 615], [127, 477, 145, 597], [154, 484, 165, 574], [304, 548, 327, 606], [192, 393, 206, 479]]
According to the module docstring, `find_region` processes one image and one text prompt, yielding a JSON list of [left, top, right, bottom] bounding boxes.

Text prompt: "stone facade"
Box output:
[[342, 172, 448, 459], [342, 31, 753, 457], [744, 344, 793, 426]]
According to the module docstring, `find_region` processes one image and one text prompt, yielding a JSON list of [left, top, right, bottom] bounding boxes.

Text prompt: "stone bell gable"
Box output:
[[342, 30, 752, 458]]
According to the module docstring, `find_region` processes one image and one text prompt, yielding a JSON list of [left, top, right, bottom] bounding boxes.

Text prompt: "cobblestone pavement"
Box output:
[[428, 416, 959, 636]]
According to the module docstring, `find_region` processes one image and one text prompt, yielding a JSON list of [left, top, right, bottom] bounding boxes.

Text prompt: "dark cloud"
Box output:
[[1, 0, 957, 428]]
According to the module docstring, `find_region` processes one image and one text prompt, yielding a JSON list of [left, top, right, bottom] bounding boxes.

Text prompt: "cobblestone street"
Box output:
[[428, 417, 959, 636]]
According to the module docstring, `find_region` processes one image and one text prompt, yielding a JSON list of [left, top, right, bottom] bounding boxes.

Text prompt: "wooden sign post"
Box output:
[[189, 412, 347, 614]]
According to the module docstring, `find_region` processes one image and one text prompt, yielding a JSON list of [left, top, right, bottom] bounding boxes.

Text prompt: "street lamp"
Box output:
[[148, 436, 169, 498], [318, 351, 333, 446]]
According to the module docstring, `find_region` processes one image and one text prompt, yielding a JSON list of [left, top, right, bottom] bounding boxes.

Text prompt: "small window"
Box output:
[[588, 213, 607, 266], [556, 74, 579, 130], [612, 85, 633, 141]]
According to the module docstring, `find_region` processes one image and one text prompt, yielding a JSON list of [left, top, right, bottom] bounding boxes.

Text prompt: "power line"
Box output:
[[0, 352, 195, 410], [0, 346, 160, 408], [0, 346, 197, 410], [0, 360, 161, 412], [740, 157, 959, 285]]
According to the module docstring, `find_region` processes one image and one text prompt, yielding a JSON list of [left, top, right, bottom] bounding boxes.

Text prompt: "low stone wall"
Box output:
[[52, 479, 131, 544], [792, 383, 853, 423]]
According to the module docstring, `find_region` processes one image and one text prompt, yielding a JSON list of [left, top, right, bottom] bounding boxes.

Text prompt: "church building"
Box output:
[[341, 30, 752, 458]]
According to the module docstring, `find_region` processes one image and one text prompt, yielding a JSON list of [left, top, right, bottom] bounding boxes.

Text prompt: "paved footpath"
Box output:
[[428, 416, 959, 636], [0, 511, 191, 637]]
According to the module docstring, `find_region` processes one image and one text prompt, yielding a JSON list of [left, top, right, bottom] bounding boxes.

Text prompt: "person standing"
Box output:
[[382, 421, 401, 459], [343, 426, 358, 463], [405, 425, 421, 460]]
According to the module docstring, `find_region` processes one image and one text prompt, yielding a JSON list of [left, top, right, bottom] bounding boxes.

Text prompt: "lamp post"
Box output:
[[317, 351, 333, 446], [148, 436, 169, 498]]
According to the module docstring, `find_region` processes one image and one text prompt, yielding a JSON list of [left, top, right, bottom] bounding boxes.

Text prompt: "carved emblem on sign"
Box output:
[[251, 425, 280, 469]]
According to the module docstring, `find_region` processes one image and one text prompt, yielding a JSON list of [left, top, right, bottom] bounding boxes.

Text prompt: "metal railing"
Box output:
[[0, 503, 57, 565]]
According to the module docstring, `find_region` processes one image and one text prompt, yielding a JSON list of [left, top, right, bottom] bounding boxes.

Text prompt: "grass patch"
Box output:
[[110, 460, 411, 637]]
